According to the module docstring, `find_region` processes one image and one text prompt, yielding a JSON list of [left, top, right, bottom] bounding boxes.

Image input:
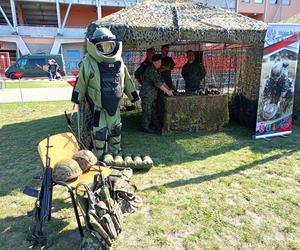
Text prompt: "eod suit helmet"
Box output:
[[89, 27, 118, 56]]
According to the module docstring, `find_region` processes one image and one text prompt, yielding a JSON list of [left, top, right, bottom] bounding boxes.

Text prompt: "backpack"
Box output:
[[79, 229, 109, 250], [76, 169, 142, 249], [108, 168, 142, 214], [76, 176, 123, 249]]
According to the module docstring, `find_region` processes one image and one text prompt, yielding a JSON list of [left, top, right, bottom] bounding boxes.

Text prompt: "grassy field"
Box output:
[[4, 80, 71, 89], [1, 101, 300, 249]]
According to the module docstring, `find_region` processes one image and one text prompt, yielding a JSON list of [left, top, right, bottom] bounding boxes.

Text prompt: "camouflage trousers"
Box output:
[[140, 95, 160, 129]]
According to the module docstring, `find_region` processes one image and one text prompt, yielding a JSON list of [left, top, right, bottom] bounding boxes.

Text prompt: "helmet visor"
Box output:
[[95, 41, 116, 55]]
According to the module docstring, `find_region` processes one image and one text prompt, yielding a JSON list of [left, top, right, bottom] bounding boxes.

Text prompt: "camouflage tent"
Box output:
[[283, 13, 300, 24], [84, 0, 268, 129], [91, 0, 267, 48]]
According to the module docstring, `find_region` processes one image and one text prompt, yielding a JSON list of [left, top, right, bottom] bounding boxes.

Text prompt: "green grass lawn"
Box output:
[[1, 101, 300, 249], [4, 80, 71, 89]]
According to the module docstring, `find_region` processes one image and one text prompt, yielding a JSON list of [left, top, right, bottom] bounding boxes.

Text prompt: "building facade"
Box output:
[[0, 0, 143, 73], [198, 0, 236, 11], [237, 0, 300, 23]]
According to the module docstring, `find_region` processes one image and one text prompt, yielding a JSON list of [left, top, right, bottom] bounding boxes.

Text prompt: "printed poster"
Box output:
[[255, 23, 300, 139]]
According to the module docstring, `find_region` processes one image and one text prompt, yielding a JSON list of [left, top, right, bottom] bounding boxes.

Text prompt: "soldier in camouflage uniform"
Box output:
[[134, 47, 156, 85], [140, 54, 173, 133]]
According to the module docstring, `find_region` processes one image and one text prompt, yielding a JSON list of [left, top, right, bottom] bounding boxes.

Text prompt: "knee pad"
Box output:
[[94, 127, 108, 141], [131, 90, 139, 102], [111, 123, 122, 137], [94, 140, 106, 152]]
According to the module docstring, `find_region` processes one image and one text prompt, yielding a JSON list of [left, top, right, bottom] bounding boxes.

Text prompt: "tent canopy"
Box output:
[[91, 0, 267, 48], [283, 13, 300, 23]]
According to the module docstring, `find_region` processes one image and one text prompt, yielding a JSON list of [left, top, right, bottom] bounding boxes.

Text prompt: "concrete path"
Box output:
[[0, 87, 73, 103]]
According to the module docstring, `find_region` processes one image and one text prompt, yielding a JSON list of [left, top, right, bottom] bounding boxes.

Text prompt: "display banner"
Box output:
[[255, 24, 300, 139]]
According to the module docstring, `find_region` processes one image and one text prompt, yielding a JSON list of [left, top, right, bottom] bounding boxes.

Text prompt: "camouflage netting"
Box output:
[[283, 13, 300, 24], [79, 98, 93, 150], [236, 44, 265, 101], [92, 0, 267, 48], [161, 95, 229, 133]]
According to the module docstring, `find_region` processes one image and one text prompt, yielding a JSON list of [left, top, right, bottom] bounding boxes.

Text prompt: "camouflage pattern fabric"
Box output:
[[76, 168, 142, 249], [162, 94, 229, 133], [79, 230, 107, 250], [52, 159, 82, 182], [92, 0, 267, 48], [108, 168, 142, 214], [79, 98, 94, 150], [76, 183, 123, 249], [140, 64, 163, 129], [282, 12, 300, 23], [73, 150, 98, 172]]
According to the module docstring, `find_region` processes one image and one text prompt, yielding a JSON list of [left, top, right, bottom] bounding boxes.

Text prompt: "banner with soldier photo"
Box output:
[[255, 24, 300, 139]]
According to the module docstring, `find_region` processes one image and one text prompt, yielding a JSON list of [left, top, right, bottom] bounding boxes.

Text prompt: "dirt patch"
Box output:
[[245, 210, 263, 227]]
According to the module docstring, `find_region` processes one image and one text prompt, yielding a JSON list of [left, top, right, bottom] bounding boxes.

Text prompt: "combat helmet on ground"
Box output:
[[73, 150, 98, 172], [53, 159, 83, 182]]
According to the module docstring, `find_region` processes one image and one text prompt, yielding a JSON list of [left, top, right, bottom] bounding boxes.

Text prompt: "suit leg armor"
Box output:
[[109, 122, 122, 155], [92, 109, 108, 159]]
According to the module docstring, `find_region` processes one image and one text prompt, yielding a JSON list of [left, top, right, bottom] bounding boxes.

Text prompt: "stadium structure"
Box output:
[[0, 0, 142, 74]]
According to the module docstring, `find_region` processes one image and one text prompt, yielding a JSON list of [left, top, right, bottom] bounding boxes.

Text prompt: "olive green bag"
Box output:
[[108, 168, 142, 214], [76, 179, 123, 250], [76, 169, 142, 249]]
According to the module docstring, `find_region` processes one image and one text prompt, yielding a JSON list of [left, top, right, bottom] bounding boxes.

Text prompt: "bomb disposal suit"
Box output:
[[71, 28, 139, 159]]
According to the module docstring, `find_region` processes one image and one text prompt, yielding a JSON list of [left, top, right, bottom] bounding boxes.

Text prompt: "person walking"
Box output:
[[48, 59, 59, 81]]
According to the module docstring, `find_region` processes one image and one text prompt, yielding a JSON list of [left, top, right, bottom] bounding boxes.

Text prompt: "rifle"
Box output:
[[23, 135, 53, 248]]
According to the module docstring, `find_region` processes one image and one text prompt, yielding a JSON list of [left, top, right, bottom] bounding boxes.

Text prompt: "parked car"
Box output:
[[5, 54, 66, 79]]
